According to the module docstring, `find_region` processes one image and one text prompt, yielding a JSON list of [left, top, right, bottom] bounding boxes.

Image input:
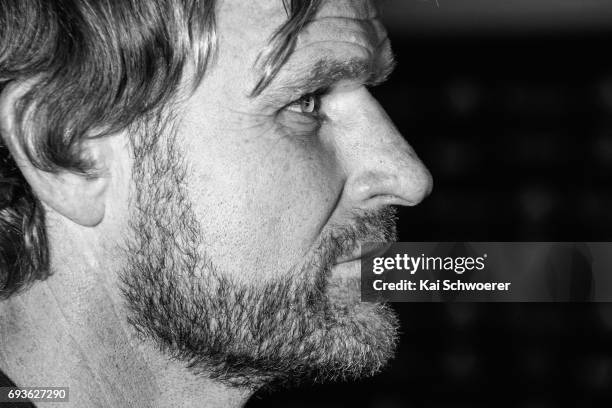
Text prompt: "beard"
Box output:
[[119, 116, 400, 389]]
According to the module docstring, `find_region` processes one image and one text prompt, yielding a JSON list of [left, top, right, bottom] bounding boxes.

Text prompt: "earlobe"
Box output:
[[0, 81, 109, 227]]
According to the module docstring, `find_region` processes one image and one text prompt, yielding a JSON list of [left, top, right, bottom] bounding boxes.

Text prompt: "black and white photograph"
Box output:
[[1, 1, 611, 407]]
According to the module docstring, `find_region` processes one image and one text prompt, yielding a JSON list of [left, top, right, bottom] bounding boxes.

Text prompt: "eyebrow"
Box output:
[[257, 50, 397, 101]]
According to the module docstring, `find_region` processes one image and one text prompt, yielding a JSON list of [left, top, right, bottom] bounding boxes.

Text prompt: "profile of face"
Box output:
[[0, 0, 432, 391], [116, 0, 432, 386]]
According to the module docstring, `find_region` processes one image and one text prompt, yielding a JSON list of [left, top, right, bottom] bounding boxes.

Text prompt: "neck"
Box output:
[[0, 225, 253, 407]]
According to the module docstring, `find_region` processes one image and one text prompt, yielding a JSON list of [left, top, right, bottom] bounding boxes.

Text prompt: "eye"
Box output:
[[286, 92, 323, 116]]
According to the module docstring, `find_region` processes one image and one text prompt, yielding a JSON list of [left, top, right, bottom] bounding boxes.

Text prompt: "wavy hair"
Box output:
[[0, 0, 321, 299]]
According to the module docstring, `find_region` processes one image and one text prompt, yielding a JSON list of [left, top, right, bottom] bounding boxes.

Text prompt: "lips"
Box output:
[[334, 241, 394, 265]]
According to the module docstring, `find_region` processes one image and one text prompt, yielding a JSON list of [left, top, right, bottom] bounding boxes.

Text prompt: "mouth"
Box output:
[[333, 241, 394, 266], [328, 241, 394, 286]]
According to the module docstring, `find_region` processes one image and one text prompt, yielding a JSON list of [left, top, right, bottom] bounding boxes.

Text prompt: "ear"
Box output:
[[0, 81, 110, 227]]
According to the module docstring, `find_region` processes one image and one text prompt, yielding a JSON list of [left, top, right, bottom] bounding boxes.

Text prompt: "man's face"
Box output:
[[119, 0, 432, 387], [176, 0, 431, 288]]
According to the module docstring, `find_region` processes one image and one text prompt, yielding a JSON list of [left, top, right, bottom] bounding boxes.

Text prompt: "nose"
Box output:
[[333, 89, 433, 209]]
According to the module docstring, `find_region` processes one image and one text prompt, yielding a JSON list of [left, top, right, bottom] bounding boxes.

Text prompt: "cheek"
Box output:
[[181, 126, 342, 283]]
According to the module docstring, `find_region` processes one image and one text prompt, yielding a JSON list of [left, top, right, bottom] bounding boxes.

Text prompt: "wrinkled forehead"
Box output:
[[213, 0, 386, 100], [315, 0, 379, 19], [246, 0, 378, 21], [219, 0, 383, 48], [298, 0, 386, 53]]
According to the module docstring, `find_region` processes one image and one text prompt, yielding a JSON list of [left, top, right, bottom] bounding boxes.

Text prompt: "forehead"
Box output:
[[220, 0, 379, 28], [300, 1, 384, 45], [215, 0, 386, 77], [294, 1, 387, 65], [199, 0, 390, 111], [309, 0, 379, 20]]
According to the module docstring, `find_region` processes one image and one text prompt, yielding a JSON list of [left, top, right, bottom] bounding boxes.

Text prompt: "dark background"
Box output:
[[248, 1, 612, 406]]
